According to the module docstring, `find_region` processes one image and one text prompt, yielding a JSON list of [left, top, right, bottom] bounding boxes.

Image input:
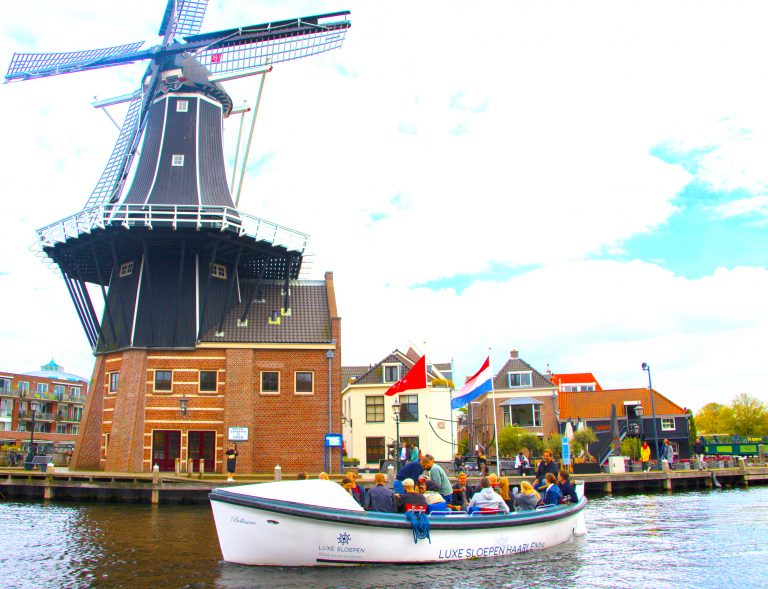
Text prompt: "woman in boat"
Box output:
[[541, 472, 563, 506], [341, 476, 362, 506], [467, 476, 509, 514], [318, 472, 329, 480], [348, 471, 365, 505], [512, 481, 540, 511], [497, 477, 514, 511]]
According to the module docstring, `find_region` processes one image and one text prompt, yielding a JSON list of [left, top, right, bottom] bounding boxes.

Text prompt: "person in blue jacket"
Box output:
[[542, 472, 563, 506], [394, 459, 423, 494], [557, 470, 579, 504]]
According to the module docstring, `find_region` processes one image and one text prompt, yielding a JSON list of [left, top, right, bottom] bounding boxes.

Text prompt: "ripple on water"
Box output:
[[1, 487, 768, 589]]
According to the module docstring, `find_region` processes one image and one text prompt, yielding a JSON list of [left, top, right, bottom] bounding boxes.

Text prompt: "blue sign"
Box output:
[[562, 437, 571, 465], [325, 434, 343, 448]]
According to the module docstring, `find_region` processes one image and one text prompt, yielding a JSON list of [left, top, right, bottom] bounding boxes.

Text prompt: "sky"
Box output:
[[1, 0, 766, 412]]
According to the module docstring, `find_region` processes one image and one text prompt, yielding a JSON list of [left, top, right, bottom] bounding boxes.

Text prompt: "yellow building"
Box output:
[[341, 349, 456, 470]]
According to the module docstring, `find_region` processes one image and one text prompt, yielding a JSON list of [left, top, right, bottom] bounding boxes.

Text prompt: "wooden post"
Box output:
[[43, 485, 54, 500], [174, 457, 180, 476], [603, 480, 612, 494], [199, 459, 205, 480]]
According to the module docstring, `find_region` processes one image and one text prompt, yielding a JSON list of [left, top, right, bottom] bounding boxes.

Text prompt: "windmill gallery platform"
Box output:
[[2, 466, 767, 505]]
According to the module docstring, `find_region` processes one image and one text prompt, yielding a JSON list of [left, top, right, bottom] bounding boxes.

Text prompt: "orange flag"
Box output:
[[385, 356, 427, 396]]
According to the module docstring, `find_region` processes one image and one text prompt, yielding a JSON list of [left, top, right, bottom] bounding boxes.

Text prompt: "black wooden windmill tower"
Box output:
[[5, 1, 351, 353]]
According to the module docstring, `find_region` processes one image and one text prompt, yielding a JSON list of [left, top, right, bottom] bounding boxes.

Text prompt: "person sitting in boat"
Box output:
[[488, 472, 500, 491], [497, 477, 514, 511], [395, 478, 428, 513], [347, 471, 366, 505], [449, 472, 474, 510], [422, 479, 448, 513], [318, 472, 330, 480], [395, 459, 423, 494], [533, 449, 560, 491], [420, 454, 453, 502], [557, 470, 578, 504], [512, 481, 540, 511], [467, 476, 510, 514], [363, 472, 397, 513], [541, 472, 563, 506], [341, 476, 362, 506]]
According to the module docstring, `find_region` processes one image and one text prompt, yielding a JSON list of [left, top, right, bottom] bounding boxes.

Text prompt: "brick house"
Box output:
[[0, 360, 88, 450], [471, 350, 559, 451], [71, 272, 341, 474], [341, 348, 455, 469]]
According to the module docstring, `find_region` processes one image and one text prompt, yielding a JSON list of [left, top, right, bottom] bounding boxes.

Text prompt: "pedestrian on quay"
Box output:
[[225, 444, 238, 482], [693, 436, 707, 468], [399, 441, 409, 469], [640, 440, 651, 472]]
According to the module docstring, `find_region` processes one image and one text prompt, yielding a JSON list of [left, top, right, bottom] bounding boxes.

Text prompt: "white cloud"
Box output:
[[1, 1, 767, 412]]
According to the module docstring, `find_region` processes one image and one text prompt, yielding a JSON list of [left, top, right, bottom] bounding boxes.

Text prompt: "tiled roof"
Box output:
[[558, 388, 688, 421], [343, 349, 447, 388], [342, 365, 370, 385], [493, 357, 554, 390], [199, 279, 332, 344], [550, 373, 603, 391], [433, 362, 452, 372]]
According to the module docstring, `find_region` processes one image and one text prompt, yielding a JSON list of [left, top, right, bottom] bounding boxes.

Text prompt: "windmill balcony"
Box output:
[[36, 204, 309, 256], [18, 411, 55, 422]]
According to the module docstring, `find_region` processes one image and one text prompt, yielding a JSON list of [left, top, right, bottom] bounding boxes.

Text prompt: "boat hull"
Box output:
[[210, 488, 587, 566]]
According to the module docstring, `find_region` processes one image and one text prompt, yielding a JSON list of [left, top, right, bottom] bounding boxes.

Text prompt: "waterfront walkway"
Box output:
[[1, 465, 767, 504]]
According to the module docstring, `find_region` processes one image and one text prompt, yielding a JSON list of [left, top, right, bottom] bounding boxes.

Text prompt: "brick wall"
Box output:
[[70, 356, 105, 470]]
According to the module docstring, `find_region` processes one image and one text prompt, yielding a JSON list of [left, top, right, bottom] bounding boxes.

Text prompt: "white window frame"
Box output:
[[36, 383, 49, 394], [108, 372, 119, 393], [172, 154, 185, 167], [260, 371, 280, 395], [382, 363, 400, 383], [18, 381, 29, 392], [295, 371, 314, 395], [211, 263, 227, 280], [661, 418, 675, 431], [507, 371, 532, 388], [153, 370, 173, 393], [119, 261, 134, 277], [176, 99, 189, 113], [0, 378, 10, 392]]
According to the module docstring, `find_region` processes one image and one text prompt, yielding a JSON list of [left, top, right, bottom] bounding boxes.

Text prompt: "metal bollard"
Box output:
[[387, 464, 395, 485], [199, 458, 205, 479], [274, 464, 282, 481], [152, 463, 160, 484], [174, 457, 180, 476]]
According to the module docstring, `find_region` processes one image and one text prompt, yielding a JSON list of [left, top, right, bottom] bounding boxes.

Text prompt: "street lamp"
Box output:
[[641, 363, 661, 471], [25, 400, 39, 469], [391, 400, 402, 464]]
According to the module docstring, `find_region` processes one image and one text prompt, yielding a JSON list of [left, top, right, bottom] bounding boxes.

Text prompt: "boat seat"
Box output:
[[428, 510, 467, 517], [469, 508, 504, 516]]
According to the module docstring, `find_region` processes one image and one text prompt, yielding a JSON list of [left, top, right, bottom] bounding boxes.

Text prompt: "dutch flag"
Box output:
[[450, 356, 493, 409]]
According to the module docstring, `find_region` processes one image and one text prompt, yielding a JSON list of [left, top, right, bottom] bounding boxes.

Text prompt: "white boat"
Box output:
[[210, 479, 587, 566]]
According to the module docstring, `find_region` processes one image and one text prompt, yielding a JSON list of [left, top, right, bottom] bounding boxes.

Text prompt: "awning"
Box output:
[[499, 396, 544, 406]]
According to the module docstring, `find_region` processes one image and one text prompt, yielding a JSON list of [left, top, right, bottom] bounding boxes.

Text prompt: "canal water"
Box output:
[[1, 486, 767, 588]]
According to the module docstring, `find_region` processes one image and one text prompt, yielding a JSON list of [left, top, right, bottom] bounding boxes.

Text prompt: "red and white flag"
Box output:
[[385, 355, 426, 396]]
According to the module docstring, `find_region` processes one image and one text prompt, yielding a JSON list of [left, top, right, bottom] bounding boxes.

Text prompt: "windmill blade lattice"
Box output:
[[5, 41, 146, 82], [159, 0, 209, 37], [188, 13, 350, 75], [83, 90, 144, 209]]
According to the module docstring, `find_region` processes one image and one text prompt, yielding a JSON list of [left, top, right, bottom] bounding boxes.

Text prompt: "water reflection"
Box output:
[[1, 488, 767, 588]]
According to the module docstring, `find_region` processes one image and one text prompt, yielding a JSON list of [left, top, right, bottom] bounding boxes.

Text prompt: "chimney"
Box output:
[[510, 349, 518, 359]]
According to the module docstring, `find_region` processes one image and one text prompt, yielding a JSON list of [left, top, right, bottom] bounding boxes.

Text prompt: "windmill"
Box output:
[[5, 1, 351, 352]]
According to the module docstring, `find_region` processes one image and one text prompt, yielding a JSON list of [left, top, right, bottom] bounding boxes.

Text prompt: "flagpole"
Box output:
[[488, 348, 501, 476], [423, 351, 430, 455]]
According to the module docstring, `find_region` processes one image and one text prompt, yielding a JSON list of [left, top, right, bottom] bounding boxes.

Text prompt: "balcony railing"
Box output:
[[56, 415, 82, 423], [36, 203, 310, 254], [18, 411, 55, 421], [0, 387, 85, 403]]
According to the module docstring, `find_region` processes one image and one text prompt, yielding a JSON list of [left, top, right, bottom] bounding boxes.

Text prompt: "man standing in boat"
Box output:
[[225, 444, 239, 482], [421, 454, 453, 502]]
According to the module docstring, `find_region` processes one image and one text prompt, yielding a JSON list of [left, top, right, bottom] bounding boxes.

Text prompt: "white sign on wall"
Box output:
[[228, 427, 249, 441]]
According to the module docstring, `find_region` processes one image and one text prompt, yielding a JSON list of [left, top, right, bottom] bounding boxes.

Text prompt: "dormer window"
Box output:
[[119, 261, 133, 277], [176, 100, 189, 113], [211, 263, 227, 280], [172, 154, 184, 167], [508, 371, 532, 387], [383, 363, 400, 383]]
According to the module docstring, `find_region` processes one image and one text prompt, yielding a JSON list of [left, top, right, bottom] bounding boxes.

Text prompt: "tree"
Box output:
[[572, 427, 598, 458], [729, 393, 768, 436], [497, 426, 527, 457], [520, 432, 542, 456], [621, 437, 641, 460], [545, 433, 563, 458], [695, 403, 733, 434], [687, 409, 698, 448]]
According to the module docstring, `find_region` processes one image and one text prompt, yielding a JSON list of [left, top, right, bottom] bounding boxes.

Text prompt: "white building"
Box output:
[[341, 348, 456, 470]]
